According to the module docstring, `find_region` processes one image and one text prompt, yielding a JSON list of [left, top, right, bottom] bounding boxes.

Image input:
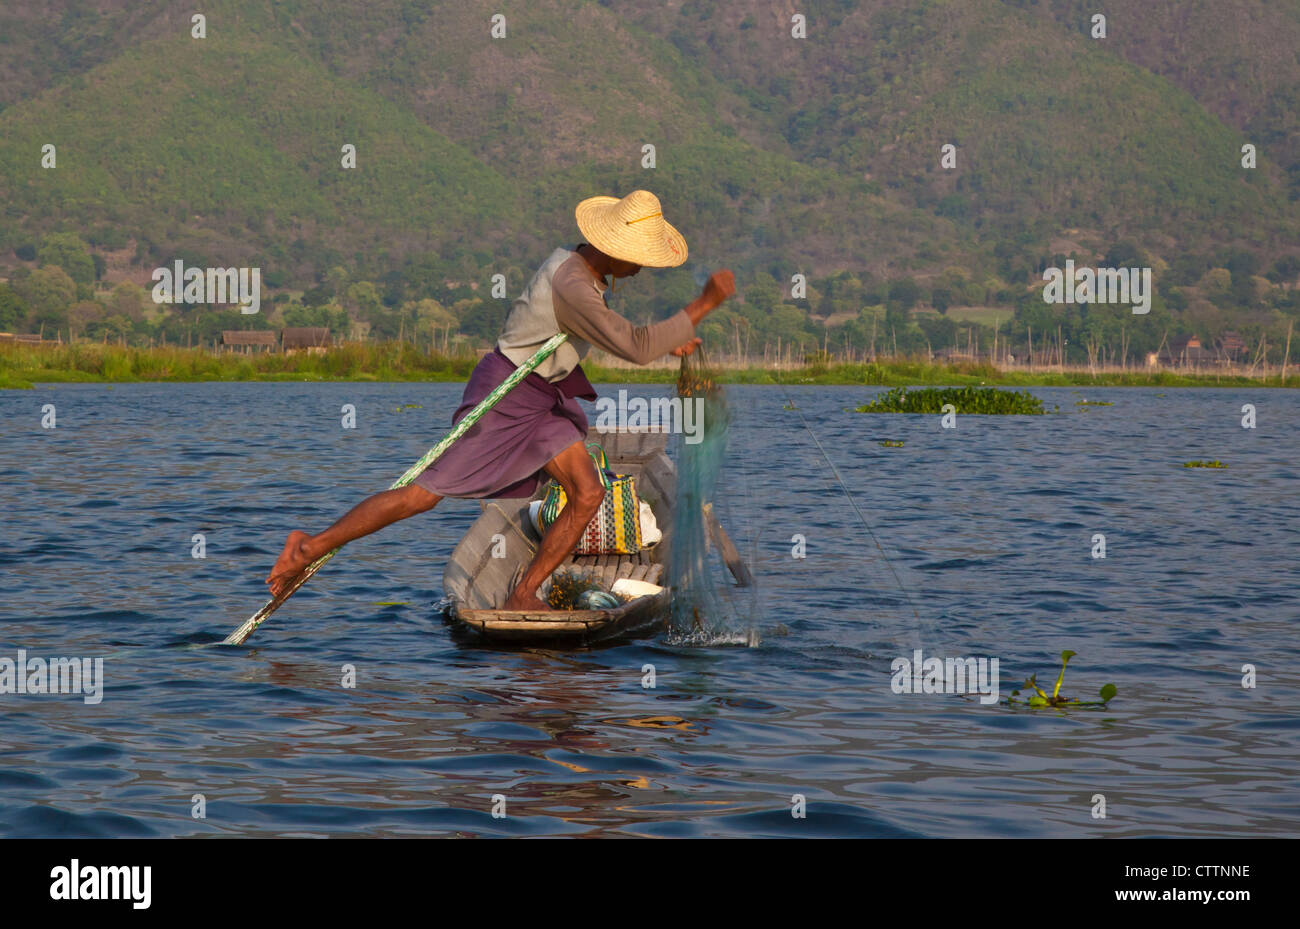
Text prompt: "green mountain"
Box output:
[[0, 0, 1296, 362]]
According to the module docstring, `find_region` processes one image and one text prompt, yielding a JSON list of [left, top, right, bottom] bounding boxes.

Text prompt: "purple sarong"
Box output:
[[413, 348, 597, 499]]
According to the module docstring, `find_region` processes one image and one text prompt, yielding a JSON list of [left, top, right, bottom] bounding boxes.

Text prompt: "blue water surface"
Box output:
[[0, 382, 1297, 837]]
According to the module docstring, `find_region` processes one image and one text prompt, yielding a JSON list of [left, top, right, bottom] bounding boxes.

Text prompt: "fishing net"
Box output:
[[667, 346, 755, 644]]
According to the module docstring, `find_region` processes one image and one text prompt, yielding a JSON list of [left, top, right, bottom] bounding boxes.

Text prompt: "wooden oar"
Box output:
[[703, 502, 754, 587], [222, 333, 569, 646]]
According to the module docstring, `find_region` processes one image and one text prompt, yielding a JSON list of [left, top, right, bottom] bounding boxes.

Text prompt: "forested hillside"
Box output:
[[1, 0, 1296, 365]]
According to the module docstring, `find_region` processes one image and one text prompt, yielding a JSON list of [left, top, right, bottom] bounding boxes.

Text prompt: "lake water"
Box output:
[[1, 382, 1297, 837]]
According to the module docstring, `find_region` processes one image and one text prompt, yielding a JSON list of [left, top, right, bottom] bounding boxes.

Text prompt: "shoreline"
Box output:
[[2, 343, 1296, 390]]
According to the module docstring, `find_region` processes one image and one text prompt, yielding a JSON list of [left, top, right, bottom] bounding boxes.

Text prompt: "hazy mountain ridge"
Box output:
[[0, 0, 1296, 357]]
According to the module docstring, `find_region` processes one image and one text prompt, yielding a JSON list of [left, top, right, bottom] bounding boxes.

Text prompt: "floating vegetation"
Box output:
[[1007, 651, 1117, 708], [880, 440, 906, 448], [1075, 399, 1113, 406], [371, 601, 409, 606], [393, 403, 422, 412], [783, 400, 798, 410], [1183, 460, 1227, 469], [856, 385, 1045, 415]]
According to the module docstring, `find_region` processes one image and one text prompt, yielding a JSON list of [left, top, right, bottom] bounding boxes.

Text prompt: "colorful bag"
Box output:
[[538, 444, 643, 555]]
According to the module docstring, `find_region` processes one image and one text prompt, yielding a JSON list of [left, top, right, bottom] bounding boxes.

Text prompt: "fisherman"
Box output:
[[267, 190, 736, 610]]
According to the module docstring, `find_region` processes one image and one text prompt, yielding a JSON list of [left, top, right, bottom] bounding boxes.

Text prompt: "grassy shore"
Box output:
[[3, 343, 1298, 390], [0, 342, 478, 390]]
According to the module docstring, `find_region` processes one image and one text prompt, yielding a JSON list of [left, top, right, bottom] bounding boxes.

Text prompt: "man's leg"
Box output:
[[266, 484, 442, 596], [502, 440, 605, 611]]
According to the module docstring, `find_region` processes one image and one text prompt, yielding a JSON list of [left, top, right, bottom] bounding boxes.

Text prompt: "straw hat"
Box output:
[[575, 190, 688, 268]]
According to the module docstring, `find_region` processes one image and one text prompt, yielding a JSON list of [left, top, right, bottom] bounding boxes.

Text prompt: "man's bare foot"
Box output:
[[266, 530, 314, 597], [501, 590, 554, 612]]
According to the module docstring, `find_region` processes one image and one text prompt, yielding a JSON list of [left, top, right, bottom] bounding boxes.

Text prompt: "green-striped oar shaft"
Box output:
[[222, 333, 569, 646]]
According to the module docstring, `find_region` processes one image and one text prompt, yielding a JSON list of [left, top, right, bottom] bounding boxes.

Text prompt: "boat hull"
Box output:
[[450, 590, 670, 644]]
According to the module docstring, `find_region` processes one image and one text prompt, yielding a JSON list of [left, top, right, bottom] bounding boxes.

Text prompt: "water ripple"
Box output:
[[0, 383, 1297, 836]]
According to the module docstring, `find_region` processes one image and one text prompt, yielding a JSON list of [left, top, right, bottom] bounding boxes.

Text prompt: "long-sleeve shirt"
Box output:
[[552, 252, 694, 365], [496, 248, 695, 382]]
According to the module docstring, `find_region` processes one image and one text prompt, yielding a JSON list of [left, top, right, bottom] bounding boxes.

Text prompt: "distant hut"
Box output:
[[0, 332, 45, 345], [1217, 330, 1246, 361], [221, 330, 277, 354], [281, 327, 330, 355], [1160, 335, 1217, 368]]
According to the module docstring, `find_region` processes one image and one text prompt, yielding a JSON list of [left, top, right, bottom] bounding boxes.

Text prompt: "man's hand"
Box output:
[[684, 269, 736, 327], [702, 269, 736, 307], [670, 337, 703, 357]]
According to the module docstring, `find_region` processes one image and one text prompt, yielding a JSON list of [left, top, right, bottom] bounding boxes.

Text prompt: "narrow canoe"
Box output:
[[442, 427, 675, 644]]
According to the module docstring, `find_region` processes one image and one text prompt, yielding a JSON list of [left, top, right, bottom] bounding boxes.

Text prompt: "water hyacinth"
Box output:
[[1007, 651, 1118, 708], [856, 385, 1046, 415]]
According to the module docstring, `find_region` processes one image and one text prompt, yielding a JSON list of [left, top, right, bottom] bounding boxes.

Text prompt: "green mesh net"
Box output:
[[668, 346, 743, 640]]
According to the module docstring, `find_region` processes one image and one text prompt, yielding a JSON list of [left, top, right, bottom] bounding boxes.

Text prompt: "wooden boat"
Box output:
[[443, 427, 676, 644]]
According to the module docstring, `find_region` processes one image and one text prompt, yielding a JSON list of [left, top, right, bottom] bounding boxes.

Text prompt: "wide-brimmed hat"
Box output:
[[575, 190, 688, 268]]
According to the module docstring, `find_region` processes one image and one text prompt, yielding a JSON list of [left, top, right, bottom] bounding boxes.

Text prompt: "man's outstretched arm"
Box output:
[[553, 266, 734, 365]]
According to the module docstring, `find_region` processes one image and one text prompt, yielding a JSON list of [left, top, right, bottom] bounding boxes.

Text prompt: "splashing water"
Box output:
[[667, 349, 756, 645]]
